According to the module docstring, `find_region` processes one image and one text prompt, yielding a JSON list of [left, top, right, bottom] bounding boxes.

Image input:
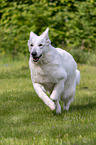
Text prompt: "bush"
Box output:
[[0, 0, 96, 56], [69, 49, 89, 64]]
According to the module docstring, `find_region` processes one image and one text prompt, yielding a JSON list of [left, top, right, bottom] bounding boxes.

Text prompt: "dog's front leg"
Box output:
[[33, 83, 56, 110], [50, 79, 64, 100]]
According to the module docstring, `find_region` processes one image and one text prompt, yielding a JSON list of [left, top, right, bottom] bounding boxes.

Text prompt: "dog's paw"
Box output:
[[49, 102, 56, 110]]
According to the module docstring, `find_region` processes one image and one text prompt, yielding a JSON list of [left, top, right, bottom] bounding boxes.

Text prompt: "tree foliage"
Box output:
[[0, 0, 96, 54]]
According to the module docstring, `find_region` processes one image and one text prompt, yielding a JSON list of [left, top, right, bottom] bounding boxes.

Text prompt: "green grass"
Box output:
[[0, 57, 96, 145]]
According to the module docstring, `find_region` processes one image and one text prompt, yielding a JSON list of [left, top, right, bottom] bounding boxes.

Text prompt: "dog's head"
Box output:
[[28, 28, 51, 62]]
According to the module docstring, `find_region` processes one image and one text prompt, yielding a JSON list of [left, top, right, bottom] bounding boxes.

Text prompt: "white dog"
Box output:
[[28, 28, 80, 114]]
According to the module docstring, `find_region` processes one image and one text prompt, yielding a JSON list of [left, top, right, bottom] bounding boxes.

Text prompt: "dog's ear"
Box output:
[[27, 31, 37, 50], [41, 28, 51, 44], [42, 28, 49, 38], [30, 31, 37, 39]]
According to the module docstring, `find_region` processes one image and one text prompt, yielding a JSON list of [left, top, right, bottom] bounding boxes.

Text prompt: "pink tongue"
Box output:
[[33, 58, 38, 61]]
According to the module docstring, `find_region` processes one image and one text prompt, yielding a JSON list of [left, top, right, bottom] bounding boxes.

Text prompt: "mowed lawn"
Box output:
[[0, 58, 96, 145]]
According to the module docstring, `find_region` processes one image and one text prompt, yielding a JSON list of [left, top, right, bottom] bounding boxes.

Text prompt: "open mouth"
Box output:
[[33, 55, 42, 62]]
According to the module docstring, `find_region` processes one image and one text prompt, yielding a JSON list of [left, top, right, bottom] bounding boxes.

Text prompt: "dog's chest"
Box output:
[[32, 66, 56, 83], [32, 63, 59, 84]]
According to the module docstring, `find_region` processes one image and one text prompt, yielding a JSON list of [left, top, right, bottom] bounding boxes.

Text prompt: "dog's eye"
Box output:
[[30, 44, 33, 47], [39, 44, 43, 47]]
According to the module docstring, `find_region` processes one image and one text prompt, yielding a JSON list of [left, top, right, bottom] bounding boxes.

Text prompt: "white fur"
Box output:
[[28, 28, 80, 113]]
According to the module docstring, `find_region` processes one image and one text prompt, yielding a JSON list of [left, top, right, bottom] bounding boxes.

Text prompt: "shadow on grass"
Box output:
[[69, 102, 96, 112], [52, 101, 96, 116]]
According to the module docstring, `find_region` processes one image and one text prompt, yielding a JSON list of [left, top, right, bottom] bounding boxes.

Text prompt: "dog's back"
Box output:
[[56, 48, 77, 75]]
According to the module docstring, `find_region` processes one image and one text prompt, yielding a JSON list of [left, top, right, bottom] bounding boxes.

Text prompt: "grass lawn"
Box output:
[[0, 57, 96, 145]]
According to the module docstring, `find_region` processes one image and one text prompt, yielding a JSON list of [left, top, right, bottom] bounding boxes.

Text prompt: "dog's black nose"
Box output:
[[31, 51, 37, 57]]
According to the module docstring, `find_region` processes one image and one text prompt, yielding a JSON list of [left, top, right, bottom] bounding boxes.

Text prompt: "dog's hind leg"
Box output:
[[63, 88, 75, 111], [63, 101, 71, 111], [55, 100, 61, 114], [63, 96, 74, 111]]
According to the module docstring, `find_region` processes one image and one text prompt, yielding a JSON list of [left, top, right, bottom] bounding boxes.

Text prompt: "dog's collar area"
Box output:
[[33, 54, 42, 62]]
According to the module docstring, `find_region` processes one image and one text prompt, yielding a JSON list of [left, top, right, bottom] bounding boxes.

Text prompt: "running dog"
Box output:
[[28, 28, 80, 113]]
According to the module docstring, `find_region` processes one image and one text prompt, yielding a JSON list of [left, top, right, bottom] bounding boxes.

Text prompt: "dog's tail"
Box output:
[[76, 69, 80, 85]]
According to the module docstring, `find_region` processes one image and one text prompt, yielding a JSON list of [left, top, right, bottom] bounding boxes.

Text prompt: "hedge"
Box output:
[[0, 0, 96, 55]]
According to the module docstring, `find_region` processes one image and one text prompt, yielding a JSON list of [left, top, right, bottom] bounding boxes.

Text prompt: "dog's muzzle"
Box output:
[[31, 51, 42, 62]]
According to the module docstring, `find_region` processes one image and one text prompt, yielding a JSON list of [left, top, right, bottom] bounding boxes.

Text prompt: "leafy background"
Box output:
[[0, 0, 96, 60], [0, 1, 96, 144]]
